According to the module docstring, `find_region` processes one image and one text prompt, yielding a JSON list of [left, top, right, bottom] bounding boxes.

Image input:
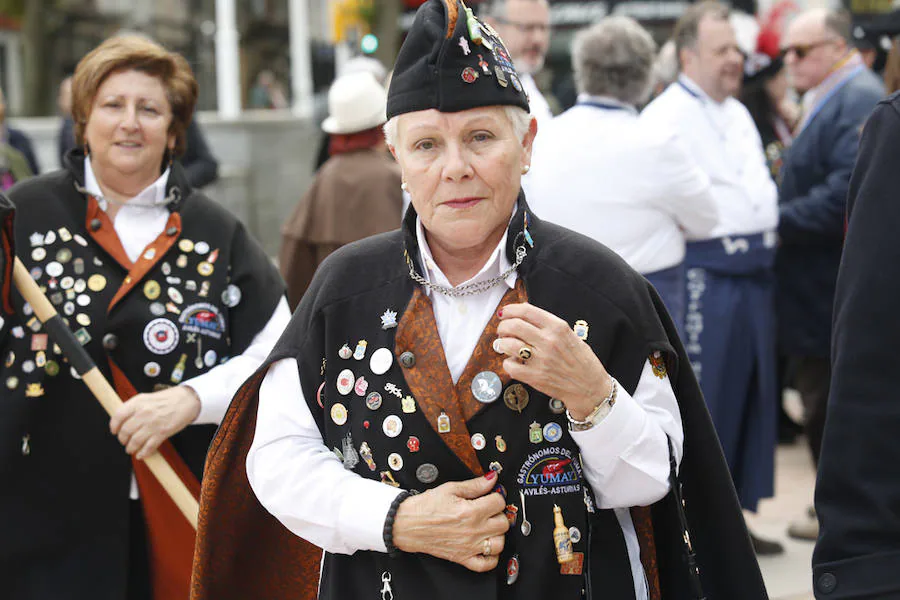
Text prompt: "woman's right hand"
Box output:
[[392, 471, 510, 572]]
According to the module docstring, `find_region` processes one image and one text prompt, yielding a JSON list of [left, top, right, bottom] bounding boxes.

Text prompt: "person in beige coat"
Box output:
[[279, 72, 403, 308]]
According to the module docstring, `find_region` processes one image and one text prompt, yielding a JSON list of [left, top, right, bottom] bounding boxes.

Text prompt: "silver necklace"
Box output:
[[405, 244, 527, 298]]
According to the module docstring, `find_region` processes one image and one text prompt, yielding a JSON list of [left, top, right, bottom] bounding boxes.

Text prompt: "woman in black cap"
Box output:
[[192, 2, 765, 599]]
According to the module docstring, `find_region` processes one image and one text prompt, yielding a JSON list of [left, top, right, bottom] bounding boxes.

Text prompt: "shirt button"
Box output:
[[456, 301, 468, 315], [102, 333, 119, 351], [816, 572, 837, 594], [89, 218, 101, 231], [399, 351, 416, 369]]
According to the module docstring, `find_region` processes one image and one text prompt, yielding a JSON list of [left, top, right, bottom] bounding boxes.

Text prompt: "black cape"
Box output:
[[193, 196, 766, 600]]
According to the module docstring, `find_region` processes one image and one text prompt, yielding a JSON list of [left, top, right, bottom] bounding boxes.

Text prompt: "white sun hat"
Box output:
[[322, 71, 388, 135]]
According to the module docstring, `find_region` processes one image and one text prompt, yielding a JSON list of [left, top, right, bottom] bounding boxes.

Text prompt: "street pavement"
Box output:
[[749, 438, 818, 600]]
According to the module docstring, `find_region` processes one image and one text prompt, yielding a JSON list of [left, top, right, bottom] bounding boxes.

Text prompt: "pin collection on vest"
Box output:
[[326, 288, 599, 584]]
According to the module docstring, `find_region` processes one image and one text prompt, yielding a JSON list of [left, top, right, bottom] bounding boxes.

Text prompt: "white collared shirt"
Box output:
[[641, 75, 779, 239], [247, 216, 684, 600], [525, 94, 717, 274], [84, 159, 291, 494]]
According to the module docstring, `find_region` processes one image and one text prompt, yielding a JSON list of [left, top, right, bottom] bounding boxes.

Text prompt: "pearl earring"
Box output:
[[522, 165, 530, 174], [401, 181, 408, 192]]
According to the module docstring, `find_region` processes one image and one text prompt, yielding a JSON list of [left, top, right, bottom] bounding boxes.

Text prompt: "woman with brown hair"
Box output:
[[0, 34, 287, 599]]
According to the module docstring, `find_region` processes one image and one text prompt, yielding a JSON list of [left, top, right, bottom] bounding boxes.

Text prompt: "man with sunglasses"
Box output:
[[776, 8, 883, 545], [481, 0, 554, 125]]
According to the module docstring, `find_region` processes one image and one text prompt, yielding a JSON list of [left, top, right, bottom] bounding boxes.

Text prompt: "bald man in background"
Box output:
[[777, 8, 883, 542]]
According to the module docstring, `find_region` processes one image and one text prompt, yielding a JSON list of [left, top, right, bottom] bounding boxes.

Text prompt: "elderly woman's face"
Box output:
[[393, 107, 535, 255], [84, 69, 174, 180]]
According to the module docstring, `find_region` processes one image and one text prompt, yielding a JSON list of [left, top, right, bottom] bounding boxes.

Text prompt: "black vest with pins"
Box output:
[[0, 152, 283, 596], [264, 196, 766, 599]]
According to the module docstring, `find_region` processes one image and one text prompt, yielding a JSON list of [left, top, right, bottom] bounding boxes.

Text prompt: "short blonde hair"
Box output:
[[72, 34, 198, 156], [383, 105, 532, 148]]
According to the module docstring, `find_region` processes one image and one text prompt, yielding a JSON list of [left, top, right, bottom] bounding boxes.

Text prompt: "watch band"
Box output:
[[566, 377, 618, 432]]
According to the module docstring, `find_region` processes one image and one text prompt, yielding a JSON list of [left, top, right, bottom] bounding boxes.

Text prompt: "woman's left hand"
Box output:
[[109, 386, 201, 460], [496, 303, 613, 420]]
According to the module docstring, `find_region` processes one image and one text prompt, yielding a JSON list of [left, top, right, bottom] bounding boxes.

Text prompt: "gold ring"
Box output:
[[482, 538, 492, 557], [518, 346, 533, 361]]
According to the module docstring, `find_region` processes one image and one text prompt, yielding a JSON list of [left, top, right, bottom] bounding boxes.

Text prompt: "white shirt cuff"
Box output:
[[182, 374, 224, 424], [570, 383, 647, 474]]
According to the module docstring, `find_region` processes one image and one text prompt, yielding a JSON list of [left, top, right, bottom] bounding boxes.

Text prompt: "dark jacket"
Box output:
[[57, 117, 75, 168], [813, 93, 900, 598], [181, 119, 219, 189], [775, 68, 883, 357], [0, 150, 282, 599], [0, 192, 12, 315], [192, 197, 767, 600], [7, 126, 39, 176]]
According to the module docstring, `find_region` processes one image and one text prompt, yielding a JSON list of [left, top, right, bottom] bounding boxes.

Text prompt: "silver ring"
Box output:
[[482, 538, 492, 557]]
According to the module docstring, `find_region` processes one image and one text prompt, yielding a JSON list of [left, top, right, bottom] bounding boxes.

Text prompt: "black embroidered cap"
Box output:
[[386, 0, 530, 119]]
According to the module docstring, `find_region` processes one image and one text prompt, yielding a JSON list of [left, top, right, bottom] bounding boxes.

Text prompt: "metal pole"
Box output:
[[214, 0, 241, 118], [288, 0, 315, 118]]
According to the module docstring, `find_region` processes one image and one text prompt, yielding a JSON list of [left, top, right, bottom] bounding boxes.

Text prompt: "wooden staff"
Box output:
[[12, 257, 199, 530]]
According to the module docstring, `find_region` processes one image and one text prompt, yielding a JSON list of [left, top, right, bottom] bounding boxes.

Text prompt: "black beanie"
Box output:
[[386, 0, 530, 119]]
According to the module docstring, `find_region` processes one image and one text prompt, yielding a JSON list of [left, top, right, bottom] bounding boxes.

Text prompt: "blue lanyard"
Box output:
[[577, 100, 632, 112], [677, 80, 701, 99]]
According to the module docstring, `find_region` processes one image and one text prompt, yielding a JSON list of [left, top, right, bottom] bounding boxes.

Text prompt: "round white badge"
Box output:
[[167, 287, 184, 304], [330, 403, 348, 425], [472, 371, 502, 403], [76, 294, 91, 307], [204, 350, 217, 367], [222, 284, 242, 308], [142, 318, 180, 355], [60, 277, 74, 290], [471, 433, 487, 450], [388, 453, 404, 471], [144, 362, 161, 377], [22, 360, 35, 374], [369, 347, 394, 375], [31, 248, 46, 262], [195, 241, 210, 255], [382, 415, 403, 438], [336, 369, 355, 395], [73, 279, 87, 293], [44, 230, 57, 245], [45, 262, 64, 278]]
